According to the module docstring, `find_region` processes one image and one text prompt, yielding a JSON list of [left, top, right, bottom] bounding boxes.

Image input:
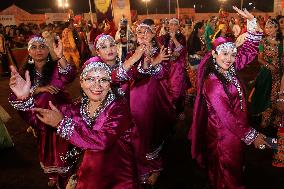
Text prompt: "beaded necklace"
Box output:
[[80, 92, 116, 127], [213, 59, 244, 110]]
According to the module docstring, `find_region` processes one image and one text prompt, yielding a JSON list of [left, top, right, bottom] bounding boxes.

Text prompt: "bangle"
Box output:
[[277, 98, 284, 102], [59, 55, 65, 60]]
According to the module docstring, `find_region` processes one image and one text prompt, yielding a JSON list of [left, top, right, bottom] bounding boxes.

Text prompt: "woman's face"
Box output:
[[28, 42, 49, 62], [96, 40, 117, 63], [136, 26, 155, 45], [214, 48, 237, 71], [80, 69, 111, 103], [198, 26, 205, 35], [265, 24, 278, 36], [169, 22, 179, 33]]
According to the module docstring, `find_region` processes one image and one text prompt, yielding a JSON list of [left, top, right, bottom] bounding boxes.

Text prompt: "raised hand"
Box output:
[[122, 44, 147, 71], [53, 36, 63, 59], [34, 101, 63, 127], [133, 44, 146, 61], [233, 6, 254, 21], [9, 65, 31, 100], [152, 46, 170, 66]]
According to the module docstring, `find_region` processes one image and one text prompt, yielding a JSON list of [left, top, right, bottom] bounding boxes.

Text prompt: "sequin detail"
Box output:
[[215, 42, 237, 55], [116, 65, 129, 81], [9, 96, 35, 111], [59, 146, 82, 174], [136, 23, 155, 33], [95, 34, 115, 50], [81, 61, 112, 79], [242, 128, 259, 145], [137, 60, 162, 75], [247, 18, 257, 33], [58, 63, 72, 74], [246, 32, 263, 42], [28, 36, 47, 51], [57, 117, 76, 140], [80, 92, 116, 127], [145, 141, 164, 160], [214, 60, 244, 110]]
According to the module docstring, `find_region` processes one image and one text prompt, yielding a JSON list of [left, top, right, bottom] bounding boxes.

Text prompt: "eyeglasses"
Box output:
[[83, 77, 111, 86]]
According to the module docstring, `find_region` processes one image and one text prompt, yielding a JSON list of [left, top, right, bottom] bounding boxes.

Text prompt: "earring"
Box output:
[[47, 56, 50, 62], [28, 57, 34, 64]]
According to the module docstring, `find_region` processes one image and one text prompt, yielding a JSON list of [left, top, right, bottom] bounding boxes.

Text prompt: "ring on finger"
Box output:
[[259, 144, 265, 149]]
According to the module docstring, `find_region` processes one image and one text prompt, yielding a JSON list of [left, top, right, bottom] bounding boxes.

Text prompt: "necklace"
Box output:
[[80, 92, 116, 127], [213, 60, 244, 110]]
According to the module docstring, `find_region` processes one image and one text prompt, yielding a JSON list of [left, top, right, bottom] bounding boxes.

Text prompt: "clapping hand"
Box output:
[[53, 36, 63, 59], [9, 65, 31, 100]]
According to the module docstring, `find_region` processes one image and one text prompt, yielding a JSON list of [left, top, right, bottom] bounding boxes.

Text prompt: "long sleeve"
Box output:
[[8, 95, 48, 130], [235, 31, 263, 71], [50, 62, 76, 90], [57, 100, 133, 151], [203, 78, 258, 145]]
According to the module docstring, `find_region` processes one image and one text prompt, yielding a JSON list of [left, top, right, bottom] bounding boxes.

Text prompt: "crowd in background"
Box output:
[[2, 6, 284, 189]]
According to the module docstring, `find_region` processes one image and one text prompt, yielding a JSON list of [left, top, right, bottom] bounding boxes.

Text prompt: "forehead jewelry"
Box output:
[[28, 37, 47, 51], [81, 61, 111, 79], [215, 42, 237, 55], [95, 35, 115, 50]]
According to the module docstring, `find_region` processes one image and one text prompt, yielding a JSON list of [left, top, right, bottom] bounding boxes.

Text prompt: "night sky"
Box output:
[[0, 0, 275, 14]]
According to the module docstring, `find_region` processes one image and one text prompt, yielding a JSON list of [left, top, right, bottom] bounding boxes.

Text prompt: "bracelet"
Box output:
[[59, 55, 65, 60], [277, 98, 284, 102], [278, 91, 284, 95]]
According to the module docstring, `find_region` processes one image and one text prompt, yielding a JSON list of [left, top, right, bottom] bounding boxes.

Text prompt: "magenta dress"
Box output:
[[189, 32, 263, 189], [10, 62, 76, 185], [113, 50, 188, 183], [56, 96, 139, 189]]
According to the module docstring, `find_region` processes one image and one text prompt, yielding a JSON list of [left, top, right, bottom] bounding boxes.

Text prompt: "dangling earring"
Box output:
[[47, 56, 50, 62], [115, 56, 121, 64], [28, 57, 34, 64]]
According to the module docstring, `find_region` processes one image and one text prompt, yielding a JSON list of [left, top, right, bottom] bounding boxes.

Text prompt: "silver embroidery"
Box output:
[[246, 32, 263, 42], [58, 63, 72, 74], [145, 141, 164, 160], [9, 96, 35, 111], [242, 128, 259, 145], [57, 117, 76, 140]]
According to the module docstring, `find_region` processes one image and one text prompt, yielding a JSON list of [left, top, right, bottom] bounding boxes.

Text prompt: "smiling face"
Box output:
[[96, 39, 117, 63], [213, 43, 237, 71], [28, 42, 49, 62], [80, 68, 111, 103]]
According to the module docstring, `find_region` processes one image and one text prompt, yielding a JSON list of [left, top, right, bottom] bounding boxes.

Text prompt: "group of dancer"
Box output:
[[5, 5, 284, 189]]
